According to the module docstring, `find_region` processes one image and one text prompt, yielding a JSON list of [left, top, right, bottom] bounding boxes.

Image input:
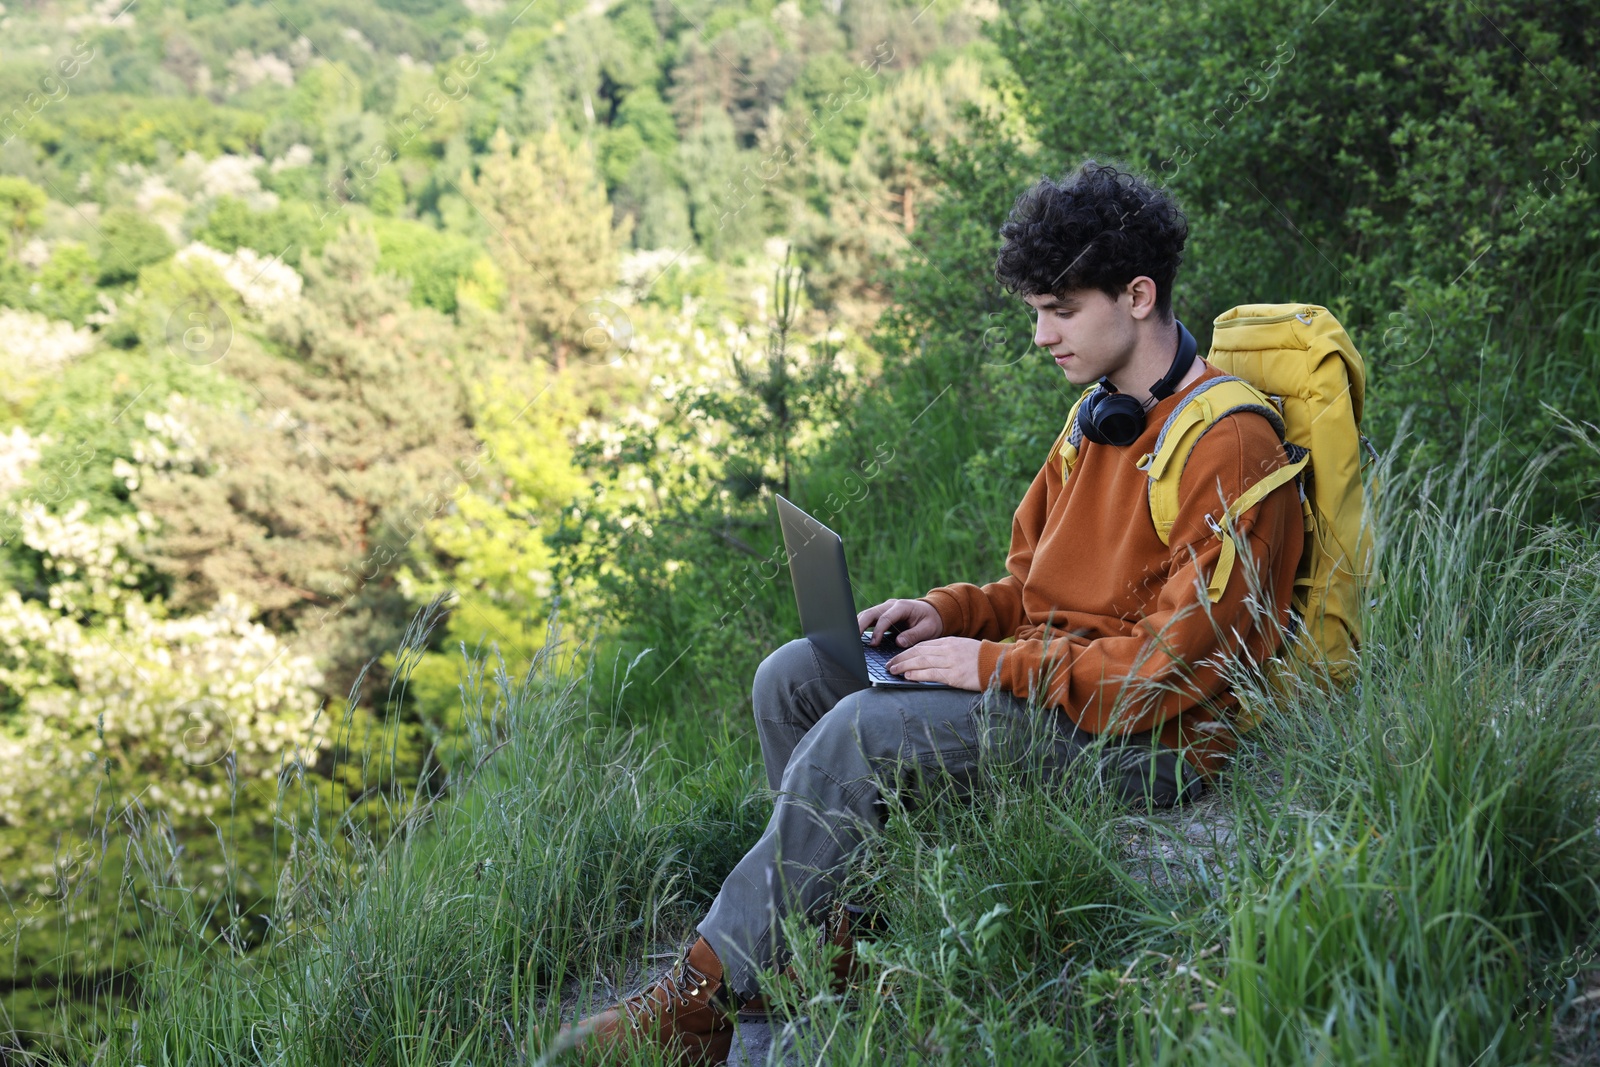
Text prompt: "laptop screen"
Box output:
[[775, 495, 870, 684]]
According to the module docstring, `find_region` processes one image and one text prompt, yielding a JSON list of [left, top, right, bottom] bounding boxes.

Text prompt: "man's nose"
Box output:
[[1034, 317, 1058, 347]]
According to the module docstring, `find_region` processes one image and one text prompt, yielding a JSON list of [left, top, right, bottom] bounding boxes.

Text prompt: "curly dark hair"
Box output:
[[994, 162, 1189, 318]]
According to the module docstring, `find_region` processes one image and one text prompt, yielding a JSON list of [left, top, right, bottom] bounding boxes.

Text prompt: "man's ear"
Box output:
[[1125, 276, 1159, 320]]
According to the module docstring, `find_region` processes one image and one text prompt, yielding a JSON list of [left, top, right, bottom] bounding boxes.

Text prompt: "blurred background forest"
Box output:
[[0, 0, 1008, 1041], [0, 0, 1596, 1054]]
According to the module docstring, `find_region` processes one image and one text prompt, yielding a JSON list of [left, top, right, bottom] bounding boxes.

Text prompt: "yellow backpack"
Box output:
[[1050, 304, 1374, 708]]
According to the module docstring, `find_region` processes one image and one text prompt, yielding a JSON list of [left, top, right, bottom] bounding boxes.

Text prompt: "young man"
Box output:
[[559, 162, 1305, 1063]]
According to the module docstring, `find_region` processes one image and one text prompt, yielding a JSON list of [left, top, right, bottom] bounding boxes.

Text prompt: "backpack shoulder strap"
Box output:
[[1143, 376, 1289, 544], [1047, 384, 1100, 481], [1142, 376, 1309, 601], [1203, 449, 1309, 602]]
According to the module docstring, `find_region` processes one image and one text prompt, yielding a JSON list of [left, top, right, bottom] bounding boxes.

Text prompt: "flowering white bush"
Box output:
[[133, 173, 179, 213], [176, 241, 303, 310], [617, 247, 702, 297], [164, 151, 278, 211], [270, 143, 315, 173], [0, 426, 44, 495], [63, 0, 133, 31], [111, 393, 211, 492], [132, 173, 189, 241], [17, 237, 50, 270], [0, 589, 325, 813], [13, 498, 152, 615], [226, 48, 295, 92], [199, 153, 271, 201], [0, 308, 97, 372], [0, 497, 325, 887]]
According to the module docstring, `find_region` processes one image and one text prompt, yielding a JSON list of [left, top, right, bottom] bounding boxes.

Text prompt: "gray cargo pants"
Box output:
[[697, 637, 1204, 1000]]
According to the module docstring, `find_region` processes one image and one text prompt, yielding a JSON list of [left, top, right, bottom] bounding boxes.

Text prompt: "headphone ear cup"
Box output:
[[1079, 390, 1145, 447], [1077, 389, 1109, 445]]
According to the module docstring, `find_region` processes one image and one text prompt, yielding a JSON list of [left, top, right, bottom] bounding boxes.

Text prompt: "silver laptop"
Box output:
[[775, 494, 952, 689]]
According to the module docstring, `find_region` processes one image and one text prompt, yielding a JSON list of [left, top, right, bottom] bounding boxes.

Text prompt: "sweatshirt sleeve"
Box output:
[[919, 458, 1052, 642], [979, 415, 1303, 736]]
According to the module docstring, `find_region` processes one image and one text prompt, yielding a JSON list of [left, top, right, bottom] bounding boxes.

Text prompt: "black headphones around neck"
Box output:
[[1076, 320, 1198, 448]]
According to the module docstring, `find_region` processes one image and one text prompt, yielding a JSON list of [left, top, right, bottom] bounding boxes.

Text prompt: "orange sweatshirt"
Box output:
[[920, 361, 1304, 777]]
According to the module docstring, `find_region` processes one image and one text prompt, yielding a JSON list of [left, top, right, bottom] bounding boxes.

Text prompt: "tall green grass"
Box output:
[[14, 433, 1600, 1066], [29, 614, 765, 1066]]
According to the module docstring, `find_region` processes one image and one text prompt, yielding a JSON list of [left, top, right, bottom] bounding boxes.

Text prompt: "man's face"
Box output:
[[1024, 287, 1138, 387]]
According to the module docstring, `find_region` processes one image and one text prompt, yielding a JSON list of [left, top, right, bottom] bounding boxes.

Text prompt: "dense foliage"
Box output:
[[880, 0, 1600, 511], [0, 0, 998, 1043]]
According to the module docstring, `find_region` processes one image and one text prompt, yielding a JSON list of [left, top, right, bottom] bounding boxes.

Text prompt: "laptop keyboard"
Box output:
[[862, 637, 899, 682]]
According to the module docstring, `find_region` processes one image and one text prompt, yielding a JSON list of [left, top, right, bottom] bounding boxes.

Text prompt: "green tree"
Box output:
[[559, 258, 857, 694], [793, 54, 1003, 313], [30, 243, 101, 325], [361, 165, 405, 216], [0, 176, 47, 251], [463, 126, 621, 370], [616, 151, 693, 249], [96, 207, 176, 285], [396, 360, 590, 748], [679, 110, 767, 259], [784, 53, 873, 165], [369, 216, 484, 314], [618, 86, 677, 157], [124, 226, 478, 699], [0, 242, 99, 327], [196, 196, 326, 269], [598, 124, 647, 187], [667, 18, 802, 148], [698, 254, 848, 501]]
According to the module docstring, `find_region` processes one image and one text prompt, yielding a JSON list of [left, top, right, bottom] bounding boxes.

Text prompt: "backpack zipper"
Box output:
[[1215, 308, 1315, 329]]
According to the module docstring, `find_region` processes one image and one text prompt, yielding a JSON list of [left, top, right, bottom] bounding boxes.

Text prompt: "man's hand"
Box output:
[[884, 636, 983, 691], [858, 598, 943, 649]]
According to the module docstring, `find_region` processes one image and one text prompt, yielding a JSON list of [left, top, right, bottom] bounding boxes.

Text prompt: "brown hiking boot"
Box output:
[[557, 937, 736, 1065], [740, 904, 885, 1015]]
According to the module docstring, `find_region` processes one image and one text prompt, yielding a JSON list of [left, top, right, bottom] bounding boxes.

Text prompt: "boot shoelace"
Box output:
[[623, 955, 717, 1032]]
